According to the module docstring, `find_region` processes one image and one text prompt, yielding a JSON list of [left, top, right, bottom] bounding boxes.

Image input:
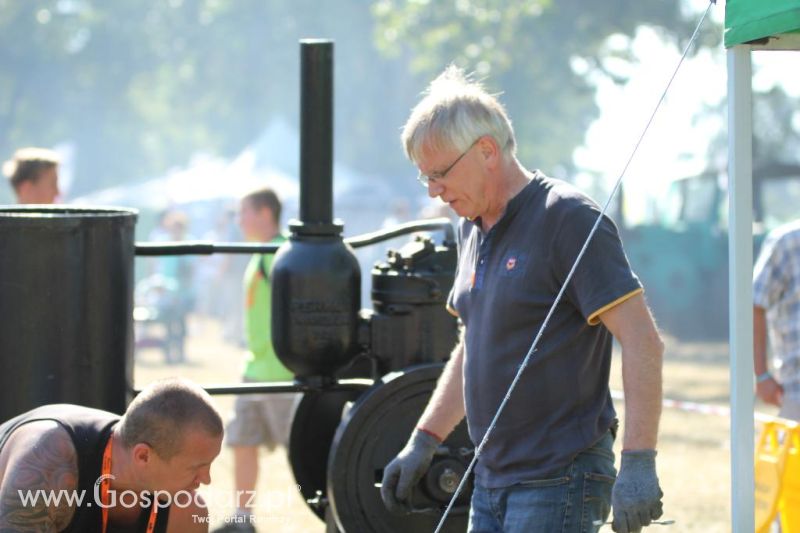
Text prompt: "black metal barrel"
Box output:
[[0, 206, 137, 421]]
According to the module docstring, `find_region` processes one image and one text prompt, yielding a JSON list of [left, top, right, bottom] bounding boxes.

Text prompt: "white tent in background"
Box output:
[[70, 153, 298, 211], [70, 118, 387, 221]]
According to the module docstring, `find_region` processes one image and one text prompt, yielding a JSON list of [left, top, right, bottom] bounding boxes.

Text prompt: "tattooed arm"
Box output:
[[0, 421, 78, 532]]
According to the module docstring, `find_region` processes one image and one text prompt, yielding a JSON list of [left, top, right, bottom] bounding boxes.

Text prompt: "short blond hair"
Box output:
[[2, 147, 60, 189], [402, 65, 516, 164], [118, 378, 223, 460]]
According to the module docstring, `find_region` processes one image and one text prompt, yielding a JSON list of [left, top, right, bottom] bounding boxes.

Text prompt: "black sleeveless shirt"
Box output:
[[0, 404, 170, 533]]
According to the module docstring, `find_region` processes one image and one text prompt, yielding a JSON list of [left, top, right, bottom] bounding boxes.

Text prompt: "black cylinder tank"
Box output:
[[272, 236, 361, 378], [271, 39, 361, 379], [0, 206, 137, 421]]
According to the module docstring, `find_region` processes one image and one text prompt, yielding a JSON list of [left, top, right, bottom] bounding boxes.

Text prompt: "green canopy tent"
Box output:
[[725, 1, 800, 530], [725, 0, 800, 49]]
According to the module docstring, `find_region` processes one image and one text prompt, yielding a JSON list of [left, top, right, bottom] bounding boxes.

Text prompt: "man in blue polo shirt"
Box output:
[[380, 66, 664, 533]]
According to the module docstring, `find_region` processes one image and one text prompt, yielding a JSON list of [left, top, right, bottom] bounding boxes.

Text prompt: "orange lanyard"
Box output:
[[100, 438, 159, 533]]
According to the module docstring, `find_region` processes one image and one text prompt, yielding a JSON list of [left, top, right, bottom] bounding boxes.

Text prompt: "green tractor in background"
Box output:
[[618, 162, 800, 341]]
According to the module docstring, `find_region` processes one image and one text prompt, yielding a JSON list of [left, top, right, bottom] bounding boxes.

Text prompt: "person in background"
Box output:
[[380, 65, 664, 533], [139, 210, 195, 365], [212, 187, 298, 533], [753, 219, 800, 421], [2, 147, 60, 204], [159, 211, 195, 364]]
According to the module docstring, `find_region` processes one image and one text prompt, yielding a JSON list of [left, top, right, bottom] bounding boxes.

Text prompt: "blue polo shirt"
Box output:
[[448, 172, 642, 488]]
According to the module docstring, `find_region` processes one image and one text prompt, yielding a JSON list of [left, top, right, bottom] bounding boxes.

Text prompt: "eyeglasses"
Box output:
[[416, 138, 481, 188]]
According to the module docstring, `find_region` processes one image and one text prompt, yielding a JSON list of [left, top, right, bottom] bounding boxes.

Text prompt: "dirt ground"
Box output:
[[134, 316, 771, 532]]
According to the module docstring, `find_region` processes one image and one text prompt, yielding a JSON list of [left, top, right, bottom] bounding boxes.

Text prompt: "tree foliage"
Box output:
[[0, 0, 720, 199], [0, 0, 416, 195], [373, 0, 714, 178]]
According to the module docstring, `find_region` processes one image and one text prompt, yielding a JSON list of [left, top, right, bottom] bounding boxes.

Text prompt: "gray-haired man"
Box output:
[[380, 66, 664, 533]]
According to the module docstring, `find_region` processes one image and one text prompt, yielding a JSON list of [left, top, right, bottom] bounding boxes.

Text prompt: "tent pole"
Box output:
[[726, 44, 754, 533]]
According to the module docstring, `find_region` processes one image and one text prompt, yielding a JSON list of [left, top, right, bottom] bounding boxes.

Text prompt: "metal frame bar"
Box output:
[[132, 378, 374, 396], [726, 44, 755, 533], [134, 217, 455, 256]]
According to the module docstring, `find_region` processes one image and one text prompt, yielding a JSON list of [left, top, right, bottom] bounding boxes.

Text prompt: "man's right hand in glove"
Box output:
[[380, 429, 441, 513]]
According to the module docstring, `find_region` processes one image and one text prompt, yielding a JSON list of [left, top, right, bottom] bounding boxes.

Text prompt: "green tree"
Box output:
[[0, 0, 416, 196], [373, 0, 715, 177], [1, 0, 718, 199]]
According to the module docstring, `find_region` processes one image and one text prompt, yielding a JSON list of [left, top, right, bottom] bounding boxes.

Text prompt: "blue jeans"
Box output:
[[468, 431, 616, 533]]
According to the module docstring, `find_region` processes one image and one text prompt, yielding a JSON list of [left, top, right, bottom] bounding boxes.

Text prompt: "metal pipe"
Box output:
[[133, 218, 454, 256], [135, 241, 281, 256], [132, 378, 374, 396], [344, 218, 455, 248], [300, 39, 334, 226]]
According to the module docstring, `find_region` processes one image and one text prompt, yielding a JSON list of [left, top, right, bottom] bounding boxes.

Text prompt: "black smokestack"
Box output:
[[299, 39, 334, 228]]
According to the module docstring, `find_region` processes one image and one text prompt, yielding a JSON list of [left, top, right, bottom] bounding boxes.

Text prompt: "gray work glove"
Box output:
[[380, 429, 440, 513], [611, 450, 664, 532]]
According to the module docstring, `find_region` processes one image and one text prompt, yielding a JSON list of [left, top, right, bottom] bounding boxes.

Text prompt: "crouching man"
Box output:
[[0, 378, 223, 532]]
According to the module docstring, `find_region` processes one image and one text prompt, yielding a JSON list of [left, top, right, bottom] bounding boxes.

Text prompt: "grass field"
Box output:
[[134, 316, 771, 532]]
